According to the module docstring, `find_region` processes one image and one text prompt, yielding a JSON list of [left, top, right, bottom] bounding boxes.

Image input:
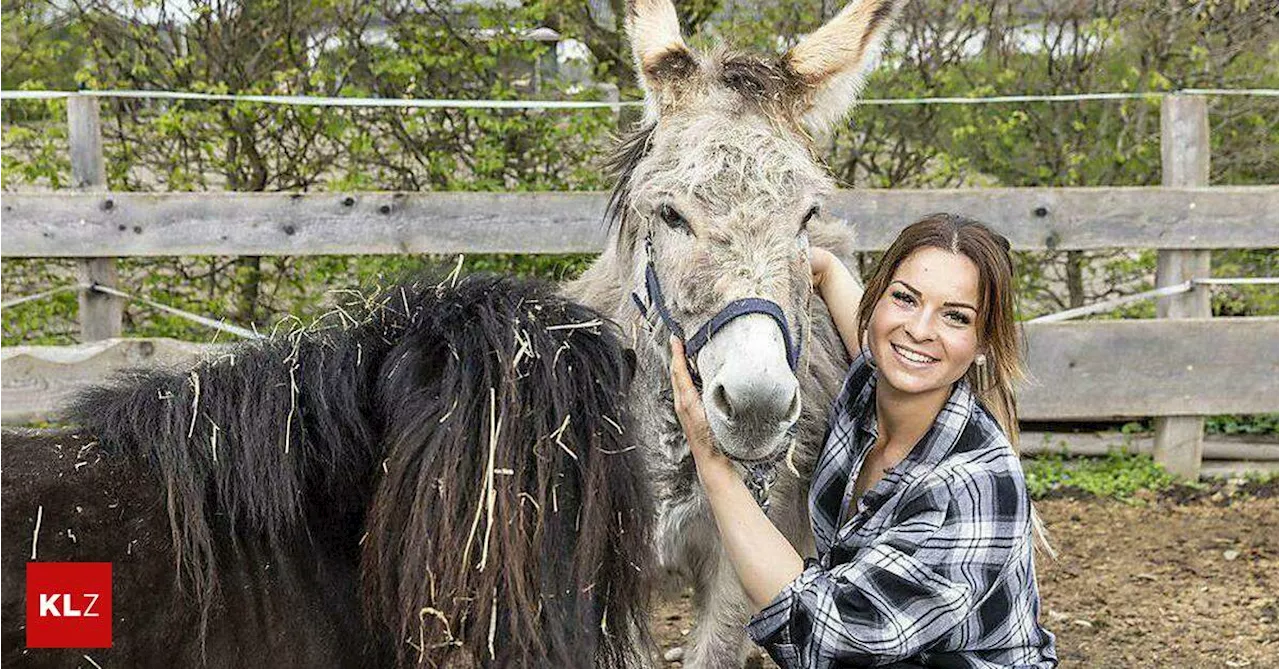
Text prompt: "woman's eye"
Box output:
[[891, 290, 915, 305], [659, 204, 691, 232], [945, 311, 972, 326]]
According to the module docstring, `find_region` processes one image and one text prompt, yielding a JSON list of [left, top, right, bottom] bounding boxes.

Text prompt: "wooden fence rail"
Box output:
[[3, 187, 1276, 257], [1, 93, 1277, 478], [4, 318, 1275, 426]]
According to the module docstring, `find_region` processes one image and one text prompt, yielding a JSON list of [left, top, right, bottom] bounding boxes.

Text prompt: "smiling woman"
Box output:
[[869, 248, 983, 402], [670, 214, 1059, 669], [855, 214, 1025, 445]]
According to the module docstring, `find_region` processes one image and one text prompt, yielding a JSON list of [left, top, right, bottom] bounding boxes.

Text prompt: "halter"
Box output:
[[630, 236, 803, 385], [631, 235, 803, 512]]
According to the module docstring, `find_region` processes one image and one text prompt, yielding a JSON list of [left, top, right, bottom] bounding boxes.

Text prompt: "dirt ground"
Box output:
[[653, 482, 1279, 668], [4, 427, 1273, 666]]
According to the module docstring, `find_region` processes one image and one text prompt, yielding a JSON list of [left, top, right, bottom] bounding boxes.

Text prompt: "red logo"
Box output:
[[26, 562, 112, 648]]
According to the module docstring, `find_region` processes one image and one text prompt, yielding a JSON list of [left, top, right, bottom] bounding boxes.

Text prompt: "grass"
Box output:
[[1025, 449, 1182, 501], [1205, 413, 1280, 436]]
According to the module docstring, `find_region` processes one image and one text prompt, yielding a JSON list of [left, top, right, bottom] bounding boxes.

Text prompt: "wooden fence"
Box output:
[[2, 93, 1277, 478]]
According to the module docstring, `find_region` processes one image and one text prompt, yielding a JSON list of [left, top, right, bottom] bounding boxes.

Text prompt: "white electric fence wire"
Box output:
[[0, 284, 80, 309], [0, 89, 636, 109], [1192, 277, 1280, 286], [5, 277, 1272, 332], [1026, 277, 1279, 323], [76, 283, 264, 339], [0, 88, 1275, 108], [1026, 283, 1194, 323], [5, 275, 1274, 332]]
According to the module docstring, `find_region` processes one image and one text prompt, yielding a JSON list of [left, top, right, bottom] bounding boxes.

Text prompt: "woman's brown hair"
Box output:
[[856, 213, 1025, 448]]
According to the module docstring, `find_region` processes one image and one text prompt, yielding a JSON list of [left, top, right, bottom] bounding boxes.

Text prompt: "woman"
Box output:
[[669, 214, 1058, 668]]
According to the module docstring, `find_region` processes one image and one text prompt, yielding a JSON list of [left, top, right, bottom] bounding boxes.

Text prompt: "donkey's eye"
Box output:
[[658, 204, 691, 233], [800, 205, 820, 231]]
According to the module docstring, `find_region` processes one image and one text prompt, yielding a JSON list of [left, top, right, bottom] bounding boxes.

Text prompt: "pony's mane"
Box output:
[[362, 276, 652, 667], [66, 274, 655, 666]]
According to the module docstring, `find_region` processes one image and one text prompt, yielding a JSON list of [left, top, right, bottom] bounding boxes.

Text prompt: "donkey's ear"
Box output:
[[785, 0, 902, 133], [628, 0, 697, 120]]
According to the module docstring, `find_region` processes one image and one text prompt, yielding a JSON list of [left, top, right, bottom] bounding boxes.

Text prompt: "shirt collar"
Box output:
[[857, 401, 878, 439], [848, 355, 977, 480]]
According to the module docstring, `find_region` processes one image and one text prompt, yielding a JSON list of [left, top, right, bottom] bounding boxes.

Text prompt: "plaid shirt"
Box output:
[[747, 354, 1058, 668]]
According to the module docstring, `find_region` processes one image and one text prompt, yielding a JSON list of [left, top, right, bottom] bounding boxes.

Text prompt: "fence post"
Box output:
[[1154, 94, 1211, 479], [67, 93, 123, 342]]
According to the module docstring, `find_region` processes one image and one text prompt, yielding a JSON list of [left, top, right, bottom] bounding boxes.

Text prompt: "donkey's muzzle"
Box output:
[[706, 368, 801, 429], [695, 314, 802, 464]]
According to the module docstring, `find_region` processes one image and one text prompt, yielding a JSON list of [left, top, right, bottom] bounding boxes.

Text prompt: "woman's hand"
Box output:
[[810, 246, 837, 290], [669, 337, 734, 479], [668, 339, 805, 610], [807, 246, 865, 362]]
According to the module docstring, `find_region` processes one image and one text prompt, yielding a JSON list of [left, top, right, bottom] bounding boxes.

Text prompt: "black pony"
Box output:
[[1, 274, 653, 668]]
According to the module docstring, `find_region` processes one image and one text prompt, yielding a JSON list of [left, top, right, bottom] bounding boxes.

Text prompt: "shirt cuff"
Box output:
[[746, 558, 823, 645]]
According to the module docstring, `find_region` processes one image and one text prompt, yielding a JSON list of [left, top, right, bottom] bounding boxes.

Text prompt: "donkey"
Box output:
[[565, 0, 903, 665]]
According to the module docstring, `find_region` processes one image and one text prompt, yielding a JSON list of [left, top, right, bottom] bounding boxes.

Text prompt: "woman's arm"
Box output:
[[669, 338, 805, 610], [810, 247, 864, 361], [751, 455, 1037, 667]]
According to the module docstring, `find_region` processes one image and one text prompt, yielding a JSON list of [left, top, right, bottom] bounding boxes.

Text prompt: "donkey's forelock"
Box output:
[[638, 47, 818, 136], [718, 51, 810, 120], [651, 47, 816, 125]]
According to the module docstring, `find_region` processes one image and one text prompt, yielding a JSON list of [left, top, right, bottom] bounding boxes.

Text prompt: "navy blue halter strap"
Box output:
[[687, 296, 801, 371], [632, 243, 802, 378], [633, 239, 802, 508]]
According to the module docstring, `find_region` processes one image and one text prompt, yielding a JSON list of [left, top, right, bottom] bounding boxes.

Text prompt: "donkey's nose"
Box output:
[[694, 313, 803, 459], [706, 373, 801, 429]]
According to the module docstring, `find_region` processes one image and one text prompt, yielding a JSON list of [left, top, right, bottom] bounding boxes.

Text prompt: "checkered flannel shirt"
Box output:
[[747, 353, 1058, 668]]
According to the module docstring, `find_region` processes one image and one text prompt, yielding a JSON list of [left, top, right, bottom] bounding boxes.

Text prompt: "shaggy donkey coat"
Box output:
[[1, 274, 653, 668], [565, 0, 904, 665]]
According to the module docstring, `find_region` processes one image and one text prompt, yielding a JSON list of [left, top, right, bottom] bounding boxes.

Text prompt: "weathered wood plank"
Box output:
[[76, 257, 123, 341], [830, 187, 1278, 252], [3, 319, 1275, 424], [67, 93, 125, 342], [2, 187, 1276, 257], [1199, 460, 1280, 478], [1, 192, 614, 257], [1156, 250, 1212, 319], [1018, 317, 1278, 420], [0, 338, 227, 423], [1152, 94, 1214, 479], [1019, 431, 1278, 461], [1152, 417, 1207, 478], [67, 95, 107, 190]]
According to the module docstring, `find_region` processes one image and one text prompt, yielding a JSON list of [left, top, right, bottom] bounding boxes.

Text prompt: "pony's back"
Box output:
[[3, 274, 654, 668]]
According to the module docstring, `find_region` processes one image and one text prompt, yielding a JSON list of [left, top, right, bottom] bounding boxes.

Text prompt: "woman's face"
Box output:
[[867, 246, 983, 397]]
